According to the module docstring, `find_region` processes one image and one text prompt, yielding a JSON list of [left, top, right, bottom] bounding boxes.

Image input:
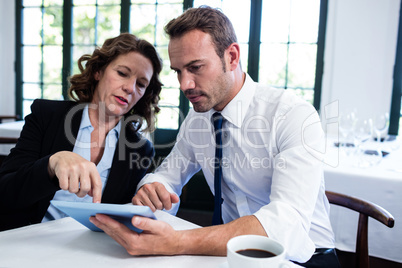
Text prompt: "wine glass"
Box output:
[[373, 113, 389, 143], [338, 112, 356, 156], [339, 112, 356, 147], [354, 118, 382, 167]]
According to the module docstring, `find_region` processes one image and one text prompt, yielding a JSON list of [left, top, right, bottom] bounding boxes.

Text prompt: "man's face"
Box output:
[[168, 29, 234, 112]]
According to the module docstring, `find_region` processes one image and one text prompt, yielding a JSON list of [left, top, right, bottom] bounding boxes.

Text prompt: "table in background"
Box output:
[[324, 137, 402, 263], [0, 120, 24, 155]]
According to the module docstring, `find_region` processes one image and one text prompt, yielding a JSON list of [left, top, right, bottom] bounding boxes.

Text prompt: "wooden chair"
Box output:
[[0, 115, 20, 124], [325, 191, 395, 268]]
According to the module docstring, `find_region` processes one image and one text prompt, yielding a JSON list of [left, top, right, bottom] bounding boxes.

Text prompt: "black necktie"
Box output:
[[212, 112, 224, 225]]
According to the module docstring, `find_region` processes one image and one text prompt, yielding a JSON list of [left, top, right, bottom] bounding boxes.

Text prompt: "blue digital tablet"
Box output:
[[51, 200, 156, 232]]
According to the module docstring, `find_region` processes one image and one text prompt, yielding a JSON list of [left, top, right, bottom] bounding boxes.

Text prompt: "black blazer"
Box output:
[[0, 99, 154, 231]]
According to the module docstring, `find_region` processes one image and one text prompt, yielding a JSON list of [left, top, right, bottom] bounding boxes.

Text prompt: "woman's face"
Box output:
[[92, 51, 153, 120]]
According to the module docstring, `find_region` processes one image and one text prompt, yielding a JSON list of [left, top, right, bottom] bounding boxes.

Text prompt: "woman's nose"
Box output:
[[123, 79, 135, 94]]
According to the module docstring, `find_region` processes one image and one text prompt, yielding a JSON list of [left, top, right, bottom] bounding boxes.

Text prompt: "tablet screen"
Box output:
[[51, 200, 156, 232]]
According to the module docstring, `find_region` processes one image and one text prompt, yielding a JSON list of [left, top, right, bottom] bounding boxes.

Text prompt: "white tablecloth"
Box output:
[[0, 210, 300, 267], [324, 137, 402, 263], [0, 120, 24, 155], [0, 211, 227, 268]]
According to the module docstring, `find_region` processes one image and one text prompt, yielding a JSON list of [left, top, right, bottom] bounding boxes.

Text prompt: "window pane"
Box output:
[[23, 46, 42, 83], [159, 88, 180, 107], [23, 8, 42, 45], [158, 0, 182, 3], [98, 0, 120, 4], [131, 0, 156, 3], [287, 44, 317, 89], [43, 84, 62, 100], [23, 100, 34, 118], [43, 46, 62, 84], [261, 0, 291, 43], [239, 43, 249, 72], [73, 0, 96, 5], [221, 0, 250, 44], [287, 88, 314, 104], [23, 83, 42, 99], [130, 4, 156, 43], [155, 4, 182, 46], [44, 0, 63, 6], [289, 0, 320, 43], [98, 5, 121, 44], [43, 7, 63, 45], [73, 6, 96, 44], [193, 0, 221, 8], [259, 43, 288, 88], [23, 0, 42, 7], [156, 107, 179, 129], [72, 45, 96, 75], [193, 0, 250, 43]]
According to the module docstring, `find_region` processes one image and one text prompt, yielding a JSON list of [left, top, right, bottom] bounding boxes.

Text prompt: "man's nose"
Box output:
[[179, 73, 195, 92]]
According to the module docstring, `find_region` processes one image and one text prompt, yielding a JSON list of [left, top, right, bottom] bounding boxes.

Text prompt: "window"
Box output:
[[17, 0, 64, 116], [15, 0, 327, 144], [259, 0, 320, 104]]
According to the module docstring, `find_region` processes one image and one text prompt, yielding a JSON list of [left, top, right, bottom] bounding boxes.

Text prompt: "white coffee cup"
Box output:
[[226, 235, 290, 268]]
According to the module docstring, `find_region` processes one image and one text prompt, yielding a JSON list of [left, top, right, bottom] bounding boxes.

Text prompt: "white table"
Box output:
[[0, 210, 300, 267], [324, 137, 402, 263], [0, 120, 24, 155], [0, 211, 227, 268]]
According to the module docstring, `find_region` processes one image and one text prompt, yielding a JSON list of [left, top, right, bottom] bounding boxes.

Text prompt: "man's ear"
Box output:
[[226, 43, 241, 71]]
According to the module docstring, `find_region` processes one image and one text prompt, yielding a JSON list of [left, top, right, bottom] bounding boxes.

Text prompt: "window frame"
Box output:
[[389, 0, 402, 135]]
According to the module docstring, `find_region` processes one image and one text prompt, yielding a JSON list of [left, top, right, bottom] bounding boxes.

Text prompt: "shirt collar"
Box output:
[[80, 104, 121, 139], [209, 73, 256, 128]]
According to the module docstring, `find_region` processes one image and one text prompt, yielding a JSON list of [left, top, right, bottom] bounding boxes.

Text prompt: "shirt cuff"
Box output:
[[253, 200, 315, 262]]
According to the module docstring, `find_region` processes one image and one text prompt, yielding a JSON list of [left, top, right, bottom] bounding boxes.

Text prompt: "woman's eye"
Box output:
[[117, 70, 127, 77]]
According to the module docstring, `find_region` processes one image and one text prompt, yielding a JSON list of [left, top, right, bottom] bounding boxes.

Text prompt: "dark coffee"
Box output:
[[236, 248, 276, 258]]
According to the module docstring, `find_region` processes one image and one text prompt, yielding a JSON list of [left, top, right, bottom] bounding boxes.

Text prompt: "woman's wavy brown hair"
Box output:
[[68, 33, 162, 132]]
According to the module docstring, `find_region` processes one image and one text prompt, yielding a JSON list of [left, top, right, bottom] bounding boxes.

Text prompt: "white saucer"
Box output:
[[217, 261, 229, 268]]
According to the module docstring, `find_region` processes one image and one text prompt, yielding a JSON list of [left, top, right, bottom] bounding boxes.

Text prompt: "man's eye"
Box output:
[[189, 65, 201, 72]]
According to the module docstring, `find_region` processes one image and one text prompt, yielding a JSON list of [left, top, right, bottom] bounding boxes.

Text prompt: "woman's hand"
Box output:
[[48, 151, 102, 203]]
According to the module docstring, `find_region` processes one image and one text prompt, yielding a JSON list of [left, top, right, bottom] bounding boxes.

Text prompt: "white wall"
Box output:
[[0, 1, 400, 127], [0, 1, 15, 115], [321, 0, 400, 129]]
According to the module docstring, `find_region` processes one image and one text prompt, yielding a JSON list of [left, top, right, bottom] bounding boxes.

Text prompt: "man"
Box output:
[[90, 6, 339, 267]]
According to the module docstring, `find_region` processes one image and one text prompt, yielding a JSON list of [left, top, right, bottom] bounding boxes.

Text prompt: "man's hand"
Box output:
[[89, 214, 182, 255], [132, 182, 179, 211], [48, 151, 102, 203]]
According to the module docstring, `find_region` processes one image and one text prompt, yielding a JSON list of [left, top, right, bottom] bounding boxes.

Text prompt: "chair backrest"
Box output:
[[0, 137, 19, 144], [0, 115, 20, 124], [325, 191, 394, 268]]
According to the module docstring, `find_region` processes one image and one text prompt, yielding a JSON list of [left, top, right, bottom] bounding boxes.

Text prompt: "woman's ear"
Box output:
[[94, 71, 100, 81], [226, 43, 241, 71]]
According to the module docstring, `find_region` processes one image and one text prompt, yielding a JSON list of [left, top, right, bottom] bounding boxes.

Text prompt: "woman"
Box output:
[[0, 33, 162, 231]]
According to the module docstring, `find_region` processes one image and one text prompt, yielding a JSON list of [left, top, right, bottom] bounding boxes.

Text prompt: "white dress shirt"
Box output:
[[43, 105, 121, 222], [137, 74, 335, 262]]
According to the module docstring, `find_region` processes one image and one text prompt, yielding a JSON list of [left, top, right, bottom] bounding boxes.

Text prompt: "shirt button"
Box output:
[[233, 186, 238, 191]]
